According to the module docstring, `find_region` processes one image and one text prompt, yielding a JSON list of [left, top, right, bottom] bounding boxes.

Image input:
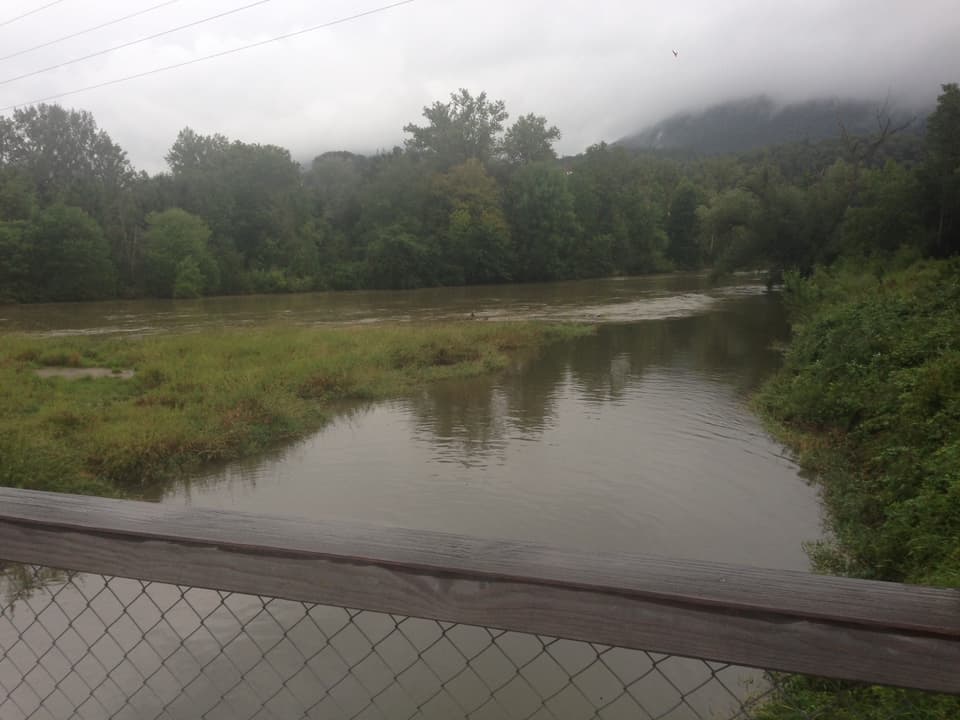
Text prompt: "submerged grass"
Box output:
[[0, 322, 589, 497]]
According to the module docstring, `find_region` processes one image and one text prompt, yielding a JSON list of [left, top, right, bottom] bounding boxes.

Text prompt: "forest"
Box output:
[[1, 83, 957, 303]]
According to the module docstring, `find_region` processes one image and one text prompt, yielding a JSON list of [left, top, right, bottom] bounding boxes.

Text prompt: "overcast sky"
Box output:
[[0, 0, 956, 172]]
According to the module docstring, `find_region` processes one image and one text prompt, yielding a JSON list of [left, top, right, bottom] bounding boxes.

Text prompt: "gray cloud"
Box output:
[[0, 0, 956, 172]]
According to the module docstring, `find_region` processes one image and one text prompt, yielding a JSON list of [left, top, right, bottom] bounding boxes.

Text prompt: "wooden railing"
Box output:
[[1, 487, 957, 698]]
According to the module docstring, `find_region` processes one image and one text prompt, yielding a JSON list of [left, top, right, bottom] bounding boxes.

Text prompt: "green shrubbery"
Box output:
[[759, 259, 960, 586], [756, 258, 960, 717]]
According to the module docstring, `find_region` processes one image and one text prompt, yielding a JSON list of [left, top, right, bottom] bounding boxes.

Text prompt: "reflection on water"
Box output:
[[167, 289, 821, 570]]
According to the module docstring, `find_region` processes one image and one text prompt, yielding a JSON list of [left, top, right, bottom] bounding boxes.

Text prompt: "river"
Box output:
[[1, 273, 822, 719], [3, 273, 822, 567]]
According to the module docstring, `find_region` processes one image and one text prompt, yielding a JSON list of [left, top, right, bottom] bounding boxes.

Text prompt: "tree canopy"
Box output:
[[0, 84, 957, 303]]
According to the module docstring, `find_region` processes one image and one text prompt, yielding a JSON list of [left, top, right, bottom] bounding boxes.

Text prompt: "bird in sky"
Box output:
[[673, 49, 679, 57]]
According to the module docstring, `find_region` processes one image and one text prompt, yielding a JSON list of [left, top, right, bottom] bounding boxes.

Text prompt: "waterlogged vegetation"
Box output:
[[759, 258, 960, 588], [0, 322, 587, 497], [755, 262, 960, 717]]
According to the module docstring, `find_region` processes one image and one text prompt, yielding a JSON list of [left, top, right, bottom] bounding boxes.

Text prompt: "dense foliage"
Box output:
[[2, 84, 956, 303], [755, 258, 960, 718], [759, 258, 960, 587]]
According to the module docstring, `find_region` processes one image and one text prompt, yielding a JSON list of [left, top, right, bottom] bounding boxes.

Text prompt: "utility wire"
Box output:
[[0, 0, 279, 87], [0, 0, 416, 112], [0, 1, 182, 64], [0, 0, 69, 29]]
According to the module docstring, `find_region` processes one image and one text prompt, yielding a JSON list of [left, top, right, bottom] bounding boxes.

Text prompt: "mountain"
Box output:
[[618, 96, 927, 155]]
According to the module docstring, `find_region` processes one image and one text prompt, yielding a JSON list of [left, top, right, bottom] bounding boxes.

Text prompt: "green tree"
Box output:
[[365, 226, 431, 289], [404, 89, 508, 168], [506, 163, 578, 281], [1, 104, 138, 286], [838, 161, 923, 256], [696, 188, 760, 269], [0, 221, 30, 301], [143, 208, 218, 298], [666, 180, 701, 268], [173, 256, 204, 298], [568, 143, 670, 275], [27, 204, 115, 301], [920, 83, 960, 254], [431, 160, 513, 284], [502, 114, 561, 165], [165, 129, 310, 288]]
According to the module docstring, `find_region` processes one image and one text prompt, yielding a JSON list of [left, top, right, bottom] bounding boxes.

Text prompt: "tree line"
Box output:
[[0, 84, 957, 303]]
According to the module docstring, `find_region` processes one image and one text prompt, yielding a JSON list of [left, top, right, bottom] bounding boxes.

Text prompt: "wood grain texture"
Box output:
[[1, 488, 959, 693]]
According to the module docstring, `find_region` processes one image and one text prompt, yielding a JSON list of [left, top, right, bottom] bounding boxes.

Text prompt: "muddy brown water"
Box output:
[[2, 273, 823, 718]]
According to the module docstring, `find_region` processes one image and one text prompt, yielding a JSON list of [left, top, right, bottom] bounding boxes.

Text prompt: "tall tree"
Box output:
[[506, 162, 577, 281], [666, 180, 701, 268], [502, 114, 561, 165], [431, 159, 513, 284], [142, 209, 219, 298], [404, 89, 508, 168], [920, 83, 960, 254]]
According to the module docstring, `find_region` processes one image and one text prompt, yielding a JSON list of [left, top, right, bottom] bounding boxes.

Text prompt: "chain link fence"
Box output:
[[1, 562, 945, 720]]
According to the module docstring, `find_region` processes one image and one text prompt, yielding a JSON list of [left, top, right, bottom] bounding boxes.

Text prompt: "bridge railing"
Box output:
[[1, 487, 958, 719]]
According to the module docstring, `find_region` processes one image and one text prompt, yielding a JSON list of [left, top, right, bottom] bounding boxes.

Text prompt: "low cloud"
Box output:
[[0, 0, 955, 171]]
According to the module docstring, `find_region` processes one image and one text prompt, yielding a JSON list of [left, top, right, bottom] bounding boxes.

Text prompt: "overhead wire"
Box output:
[[0, 0, 70, 29], [0, 0, 417, 112], [0, 0, 280, 87], [0, 1, 183, 64]]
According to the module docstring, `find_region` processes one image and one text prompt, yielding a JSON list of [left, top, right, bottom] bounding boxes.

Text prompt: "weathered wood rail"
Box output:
[[0, 487, 958, 694]]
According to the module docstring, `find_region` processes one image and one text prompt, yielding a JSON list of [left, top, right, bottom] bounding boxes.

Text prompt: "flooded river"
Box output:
[[1, 273, 823, 719], [4, 272, 822, 567]]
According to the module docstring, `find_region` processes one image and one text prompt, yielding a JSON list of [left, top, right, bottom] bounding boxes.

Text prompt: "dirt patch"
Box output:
[[36, 367, 134, 380]]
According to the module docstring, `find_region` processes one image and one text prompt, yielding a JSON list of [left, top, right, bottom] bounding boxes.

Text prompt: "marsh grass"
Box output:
[[0, 322, 589, 497]]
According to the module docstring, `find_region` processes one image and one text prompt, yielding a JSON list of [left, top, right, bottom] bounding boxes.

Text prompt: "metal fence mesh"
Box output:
[[0, 563, 941, 720]]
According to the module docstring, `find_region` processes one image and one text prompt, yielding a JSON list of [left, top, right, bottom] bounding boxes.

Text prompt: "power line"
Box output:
[[0, 1, 182, 64], [0, 0, 279, 87], [0, 0, 69, 29], [0, 0, 416, 112]]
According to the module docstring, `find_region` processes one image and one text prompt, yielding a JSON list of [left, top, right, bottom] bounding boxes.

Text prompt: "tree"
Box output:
[[0, 104, 138, 285], [165, 127, 230, 174], [920, 83, 960, 254], [431, 160, 513, 284], [142, 209, 219, 298], [404, 89, 508, 168], [173, 256, 205, 298], [365, 227, 431, 289], [502, 114, 561, 164], [0, 221, 30, 302], [838, 162, 924, 255], [27, 205, 115, 301], [165, 130, 311, 287], [506, 162, 578, 281], [666, 180, 701, 268], [696, 188, 760, 268]]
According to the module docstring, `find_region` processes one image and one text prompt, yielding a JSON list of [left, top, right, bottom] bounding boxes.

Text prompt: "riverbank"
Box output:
[[0, 322, 589, 497], [754, 258, 960, 716]]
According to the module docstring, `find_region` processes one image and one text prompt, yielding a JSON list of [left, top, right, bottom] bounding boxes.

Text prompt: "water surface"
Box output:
[[150, 276, 822, 569]]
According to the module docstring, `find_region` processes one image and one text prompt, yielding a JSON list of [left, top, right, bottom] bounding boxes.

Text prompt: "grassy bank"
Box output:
[[754, 258, 960, 717], [0, 322, 588, 497]]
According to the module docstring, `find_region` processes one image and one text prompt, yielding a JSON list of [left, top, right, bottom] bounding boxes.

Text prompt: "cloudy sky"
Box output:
[[0, 0, 956, 172]]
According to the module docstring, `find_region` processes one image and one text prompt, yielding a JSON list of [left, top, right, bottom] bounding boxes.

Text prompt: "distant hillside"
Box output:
[[619, 96, 927, 155]]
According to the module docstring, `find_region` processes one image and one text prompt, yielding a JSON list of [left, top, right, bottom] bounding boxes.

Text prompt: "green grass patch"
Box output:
[[0, 322, 589, 497]]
